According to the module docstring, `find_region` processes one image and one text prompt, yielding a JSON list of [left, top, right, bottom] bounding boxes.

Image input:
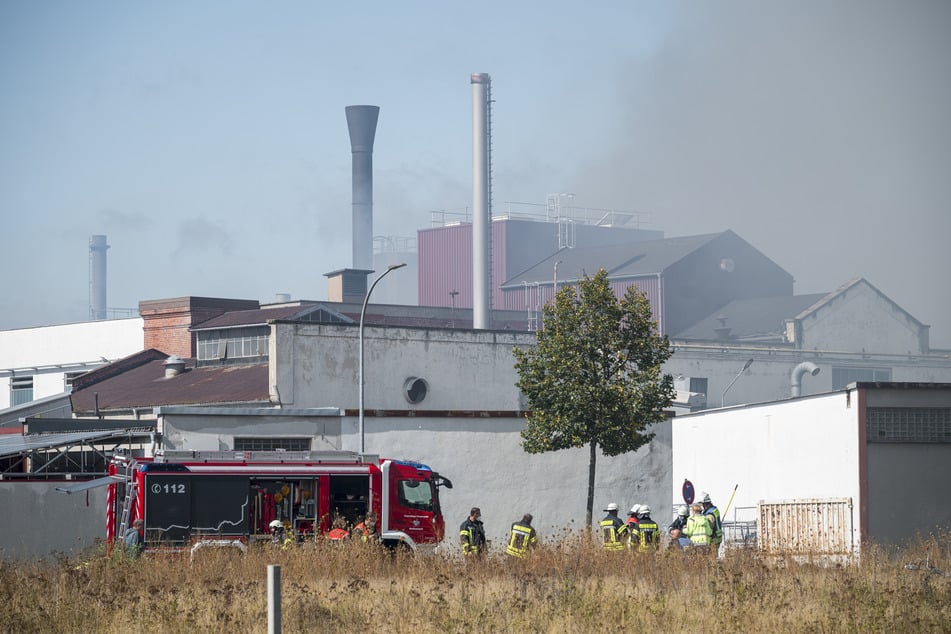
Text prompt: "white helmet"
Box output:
[[629, 504, 641, 516], [269, 519, 283, 529], [701, 492, 712, 504], [678, 505, 689, 517], [604, 502, 619, 512], [638, 505, 651, 516]]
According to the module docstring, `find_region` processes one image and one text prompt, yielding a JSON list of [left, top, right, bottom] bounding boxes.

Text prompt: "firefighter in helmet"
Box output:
[[269, 519, 294, 550], [701, 492, 723, 550], [632, 505, 660, 551], [599, 503, 628, 551]]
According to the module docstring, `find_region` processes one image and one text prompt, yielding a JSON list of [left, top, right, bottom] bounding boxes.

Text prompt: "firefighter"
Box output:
[[505, 513, 537, 558], [668, 505, 691, 548], [682, 503, 712, 549], [327, 514, 350, 541], [625, 504, 641, 544], [459, 507, 486, 557], [269, 519, 294, 550], [599, 503, 627, 551], [353, 511, 378, 543], [701, 492, 724, 550], [124, 518, 144, 558], [633, 505, 660, 551]]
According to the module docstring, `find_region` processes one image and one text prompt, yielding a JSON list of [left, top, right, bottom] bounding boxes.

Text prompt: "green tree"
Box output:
[[513, 269, 675, 528]]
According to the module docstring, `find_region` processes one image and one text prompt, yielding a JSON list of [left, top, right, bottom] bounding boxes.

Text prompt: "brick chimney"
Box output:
[[139, 296, 259, 358]]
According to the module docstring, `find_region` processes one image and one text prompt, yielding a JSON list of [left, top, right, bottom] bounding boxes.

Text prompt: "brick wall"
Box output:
[[140, 297, 259, 358]]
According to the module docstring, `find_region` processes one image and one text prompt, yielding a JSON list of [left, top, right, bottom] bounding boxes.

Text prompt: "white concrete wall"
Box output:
[[357, 416, 673, 548], [272, 323, 533, 411], [0, 318, 143, 409], [160, 409, 342, 453], [672, 391, 863, 545], [0, 482, 107, 560]]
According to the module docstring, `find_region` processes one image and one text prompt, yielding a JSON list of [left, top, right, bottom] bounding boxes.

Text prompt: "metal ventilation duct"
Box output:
[[345, 105, 380, 271], [791, 361, 821, 397]]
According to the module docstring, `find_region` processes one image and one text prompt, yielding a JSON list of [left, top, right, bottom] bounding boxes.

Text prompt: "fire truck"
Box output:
[[108, 449, 452, 554]]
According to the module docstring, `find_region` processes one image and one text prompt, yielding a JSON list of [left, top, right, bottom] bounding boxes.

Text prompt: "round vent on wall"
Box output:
[[719, 258, 735, 273], [403, 377, 429, 404]]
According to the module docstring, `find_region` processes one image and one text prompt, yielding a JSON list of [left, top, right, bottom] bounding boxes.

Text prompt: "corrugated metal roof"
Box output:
[[70, 357, 270, 415], [675, 293, 829, 341], [55, 476, 120, 494], [0, 431, 132, 458], [502, 232, 723, 287]]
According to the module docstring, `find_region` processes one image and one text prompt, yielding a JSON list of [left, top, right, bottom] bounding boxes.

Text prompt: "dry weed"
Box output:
[[0, 532, 948, 633]]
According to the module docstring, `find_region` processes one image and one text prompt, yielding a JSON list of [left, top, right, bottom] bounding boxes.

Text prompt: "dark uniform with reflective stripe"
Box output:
[[460, 515, 486, 556], [600, 514, 628, 551], [704, 505, 723, 547], [632, 514, 660, 551], [505, 519, 537, 558]]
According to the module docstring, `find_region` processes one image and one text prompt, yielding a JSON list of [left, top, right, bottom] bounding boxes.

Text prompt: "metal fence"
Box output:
[[757, 497, 854, 555]]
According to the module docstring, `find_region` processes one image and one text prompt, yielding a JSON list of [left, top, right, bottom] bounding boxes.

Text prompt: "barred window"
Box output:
[[11, 376, 33, 406], [197, 327, 269, 361], [867, 407, 951, 443], [233, 437, 311, 452]]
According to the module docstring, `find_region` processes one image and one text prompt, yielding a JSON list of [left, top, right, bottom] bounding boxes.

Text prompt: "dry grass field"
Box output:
[[1, 531, 949, 633]]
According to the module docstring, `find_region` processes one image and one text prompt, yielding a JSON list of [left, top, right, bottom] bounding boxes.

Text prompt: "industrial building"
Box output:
[[2, 78, 949, 559], [672, 382, 951, 553]]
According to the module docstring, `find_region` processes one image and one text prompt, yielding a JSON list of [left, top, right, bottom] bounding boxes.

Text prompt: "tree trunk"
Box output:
[[585, 440, 597, 530]]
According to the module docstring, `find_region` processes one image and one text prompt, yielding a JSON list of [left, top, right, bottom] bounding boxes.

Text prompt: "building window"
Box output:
[[831, 366, 891, 390], [64, 371, 87, 393], [689, 377, 708, 396], [234, 437, 311, 452], [11, 376, 33, 406], [867, 407, 951, 443], [197, 327, 269, 362], [403, 377, 429, 404]]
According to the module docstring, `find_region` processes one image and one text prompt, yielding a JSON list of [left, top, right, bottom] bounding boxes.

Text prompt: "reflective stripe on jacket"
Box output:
[[634, 518, 660, 550], [600, 515, 627, 551], [460, 518, 486, 555], [684, 514, 712, 546], [704, 506, 723, 545], [505, 522, 537, 558]]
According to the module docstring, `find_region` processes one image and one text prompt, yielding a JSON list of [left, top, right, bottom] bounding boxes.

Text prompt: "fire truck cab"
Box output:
[[108, 449, 452, 554]]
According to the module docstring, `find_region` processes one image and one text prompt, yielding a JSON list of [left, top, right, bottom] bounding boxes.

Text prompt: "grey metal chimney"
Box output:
[[346, 105, 380, 271], [471, 73, 491, 330], [88, 234, 108, 320]]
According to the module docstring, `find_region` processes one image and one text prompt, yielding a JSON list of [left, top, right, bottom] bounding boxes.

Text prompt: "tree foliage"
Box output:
[[513, 269, 675, 525]]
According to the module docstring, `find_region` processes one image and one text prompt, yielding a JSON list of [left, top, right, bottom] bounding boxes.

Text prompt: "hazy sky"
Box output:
[[2, 1, 949, 346]]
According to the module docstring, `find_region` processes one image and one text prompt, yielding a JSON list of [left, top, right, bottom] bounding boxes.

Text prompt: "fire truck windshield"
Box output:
[[397, 479, 434, 512]]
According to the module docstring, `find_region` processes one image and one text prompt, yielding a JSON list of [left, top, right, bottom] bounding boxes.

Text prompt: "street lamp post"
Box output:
[[721, 358, 754, 407], [359, 263, 406, 453], [449, 290, 459, 328]]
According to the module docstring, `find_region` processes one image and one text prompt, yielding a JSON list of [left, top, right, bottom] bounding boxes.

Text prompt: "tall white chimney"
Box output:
[[471, 73, 491, 330], [89, 234, 108, 320]]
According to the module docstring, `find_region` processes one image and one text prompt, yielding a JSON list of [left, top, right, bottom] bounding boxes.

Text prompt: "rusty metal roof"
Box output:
[[70, 352, 269, 415]]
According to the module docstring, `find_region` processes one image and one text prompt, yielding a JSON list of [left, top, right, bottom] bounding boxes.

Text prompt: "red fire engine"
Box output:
[[108, 449, 452, 554]]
